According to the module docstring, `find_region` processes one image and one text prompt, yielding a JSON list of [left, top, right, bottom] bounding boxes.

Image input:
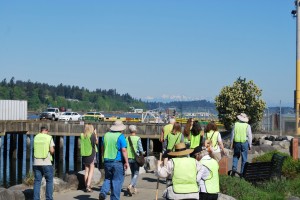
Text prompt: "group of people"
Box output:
[[32, 112, 252, 200], [157, 112, 252, 200]]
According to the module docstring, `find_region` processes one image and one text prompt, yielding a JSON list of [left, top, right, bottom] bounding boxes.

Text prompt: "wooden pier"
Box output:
[[0, 120, 164, 138]]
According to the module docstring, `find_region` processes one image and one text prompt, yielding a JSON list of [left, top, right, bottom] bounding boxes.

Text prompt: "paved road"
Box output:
[[54, 172, 165, 200]]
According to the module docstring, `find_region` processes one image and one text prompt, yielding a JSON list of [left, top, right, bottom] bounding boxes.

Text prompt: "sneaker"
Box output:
[[86, 186, 93, 193], [132, 187, 137, 194], [127, 185, 133, 196], [99, 193, 105, 200]]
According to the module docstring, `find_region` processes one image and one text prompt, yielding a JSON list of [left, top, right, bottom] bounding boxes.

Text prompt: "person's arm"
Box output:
[[230, 127, 235, 149], [49, 138, 55, 155], [121, 147, 129, 170], [160, 129, 164, 142], [119, 135, 129, 170], [217, 133, 226, 155], [247, 125, 252, 150], [157, 159, 173, 178], [94, 129, 98, 145], [137, 138, 144, 155]]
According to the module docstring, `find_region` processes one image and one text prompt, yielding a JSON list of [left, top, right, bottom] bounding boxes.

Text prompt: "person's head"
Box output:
[[183, 118, 193, 137], [168, 143, 194, 158], [110, 120, 126, 132], [84, 124, 94, 136], [172, 122, 181, 134], [40, 126, 49, 133], [191, 120, 201, 136], [205, 121, 218, 133], [169, 118, 176, 125], [237, 113, 249, 123], [129, 125, 137, 134], [190, 145, 209, 161]]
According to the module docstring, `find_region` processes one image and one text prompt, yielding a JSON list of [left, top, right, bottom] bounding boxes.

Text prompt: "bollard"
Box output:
[[291, 137, 299, 160], [219, 156, 228, 175]]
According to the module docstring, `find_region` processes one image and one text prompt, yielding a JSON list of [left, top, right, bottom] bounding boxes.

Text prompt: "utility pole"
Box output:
[[280, 100, 282, 136], [292, 0, 300, 135]]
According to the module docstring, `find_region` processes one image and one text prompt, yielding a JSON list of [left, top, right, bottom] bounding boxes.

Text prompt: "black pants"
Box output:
[[199, 192, 218, 200]]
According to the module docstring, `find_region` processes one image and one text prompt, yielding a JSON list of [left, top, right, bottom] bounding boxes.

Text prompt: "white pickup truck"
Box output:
[[39, 108, 62, 121]]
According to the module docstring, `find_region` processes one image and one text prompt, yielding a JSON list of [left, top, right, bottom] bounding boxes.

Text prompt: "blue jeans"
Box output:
[[100, 161, 125, 200], [129, 159, 140, 187], [33, 165, 54, 200], [232, 141, 248, 174]]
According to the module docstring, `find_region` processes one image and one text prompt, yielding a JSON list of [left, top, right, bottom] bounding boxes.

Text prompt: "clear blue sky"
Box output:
[[0, 1, 296, 106]]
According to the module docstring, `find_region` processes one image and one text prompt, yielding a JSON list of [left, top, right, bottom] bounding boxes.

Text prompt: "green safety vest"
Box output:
[[190, 134, 201, 149], [167, 133, 182, 151], [234, 122, 248, 143], [103, 132, 121, 159], [126, 135, 140, 159], [34, 133, 53, 161], [205, 131, 219, 151], [172, 157, 198, 194], [200, 158, 220, 194], [163, 124, 173, 140], [80, 133, 98, 156], [184, 135, 190, 145]]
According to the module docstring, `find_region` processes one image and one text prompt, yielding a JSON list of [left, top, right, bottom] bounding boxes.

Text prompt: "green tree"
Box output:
[[215, 77, 266, 131]]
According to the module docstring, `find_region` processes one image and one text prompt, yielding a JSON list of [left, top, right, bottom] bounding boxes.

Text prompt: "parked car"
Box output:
[[40, 107, 62, 121], [82, 112, 105, 121], [58, 112, 82, 121]]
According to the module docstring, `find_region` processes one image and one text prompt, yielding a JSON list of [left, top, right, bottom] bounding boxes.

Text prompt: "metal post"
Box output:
[[280, 100, 282, 136], [295, 0, 300, 135]]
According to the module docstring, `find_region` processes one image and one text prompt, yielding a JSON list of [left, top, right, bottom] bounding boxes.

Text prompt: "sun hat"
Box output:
[[129, 125, 137, 133], [237, 113, 249, 123], [168, 143, 194, 157], [110, 120, 126, 132]]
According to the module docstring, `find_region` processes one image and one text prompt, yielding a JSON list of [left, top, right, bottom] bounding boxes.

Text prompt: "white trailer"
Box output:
[[0, 100, 27, 120]]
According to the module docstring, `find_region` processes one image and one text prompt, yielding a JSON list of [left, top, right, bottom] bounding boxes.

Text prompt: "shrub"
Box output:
[[252, 150, 300, 179], [23, 171, 34, 186], [219, 175, 281, 200]]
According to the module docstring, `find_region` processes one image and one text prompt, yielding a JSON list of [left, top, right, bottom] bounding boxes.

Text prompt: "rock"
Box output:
[[287, 136, 294, 141], [53, 177, 68, 193], [218, 193, 236, 200], [258, 144, 276, 153], [64, 173, 79, 190], [8, 184, 31, 200], [263, 140, 273, 145], [276, 136, 288, 141], [259, 138, 265, 145], [279, 141, 290, 149], [125, 165, 146, 176], [272, 141, 281, 146], [77, 168, 102, 189], [0, 187, 25, 200], [144, 156, 157, 172]]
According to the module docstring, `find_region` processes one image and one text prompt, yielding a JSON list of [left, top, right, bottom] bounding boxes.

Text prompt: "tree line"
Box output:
[[0, 77, 145, 112]]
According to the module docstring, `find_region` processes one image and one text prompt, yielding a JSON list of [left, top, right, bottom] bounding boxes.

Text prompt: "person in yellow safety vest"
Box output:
[[126, 125, 145, 196], [183, 118, 193, 148], [160, 118, 176, 153], [190, 120, 204, 149], [204, 121, 226, 162], [33, 126, 55, 200], [99, 120, 129, 200], [230, 113, 252, 174], [191, 146, 219, 200], [80, 123, 98, 192], [163, 122, 184, 159], [157, 143, 202, 200]]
